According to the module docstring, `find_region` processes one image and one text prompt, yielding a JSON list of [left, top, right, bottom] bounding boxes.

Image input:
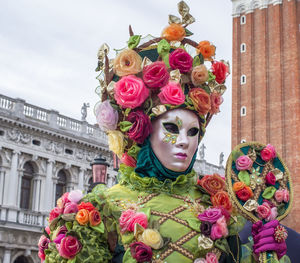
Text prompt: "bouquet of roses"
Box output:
[[38, 189, 111, 263]]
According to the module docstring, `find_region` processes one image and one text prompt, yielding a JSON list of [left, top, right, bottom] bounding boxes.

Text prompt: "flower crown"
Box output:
[[95, 1, 229, 166]]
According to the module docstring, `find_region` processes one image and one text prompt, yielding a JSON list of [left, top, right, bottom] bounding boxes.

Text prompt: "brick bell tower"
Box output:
[[230, 0, 300, 231]]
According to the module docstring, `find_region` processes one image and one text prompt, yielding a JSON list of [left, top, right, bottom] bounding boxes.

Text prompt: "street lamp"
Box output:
[[90, 155, 110, 185]]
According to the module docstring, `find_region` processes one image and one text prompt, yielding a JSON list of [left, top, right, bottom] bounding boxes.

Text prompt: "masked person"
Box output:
[[39, 2, 290, 262]]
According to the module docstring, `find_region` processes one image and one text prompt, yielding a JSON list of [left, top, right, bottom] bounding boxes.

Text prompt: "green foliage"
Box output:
[[120, 121, 133, 132], [127, 35, 141, 49]]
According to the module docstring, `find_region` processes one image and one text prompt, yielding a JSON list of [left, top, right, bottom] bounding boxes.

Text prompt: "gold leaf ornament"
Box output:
[[106, 81, 116, 97], [198, 234, 213, 250], [178, 1, 195, 26], [152, 105, 167, 116], [134, 223, 145, 242], [169, 69, 181, 83], [168, 15, 181, 24], [97, 43, 110, 60], [141, 56, 153, 69], [243, 199, 259, 212]]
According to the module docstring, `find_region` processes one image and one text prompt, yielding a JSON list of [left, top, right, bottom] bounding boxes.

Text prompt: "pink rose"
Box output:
[[256, 202, 271, 219], [49, 207, 63, 222], [206, 252, 218, 263], [121, 152, 137, 167], [210, 224, 223, 240], [169, 48, 193, 73], [54, 225, 68, 240], [114, 75, 149, 109], [275, 189, 289, 203], [127, 212, 148, 232], [158, 82, 185, 105], [45, 226, 50, 235], [63, 202, 78, 214], [96, 100, 119, 131], [265, 172, 276, 185], [119, 209, 136, 233], [127, 111, 152, 144], [54, 234, 66, 245], [210, 92, 223, 115], [38, 235, 50, 252], [216, 216, 228, 237], [211, 61, 229, 84], [266, 207, 278, 221], [38, 250, 45, 261], [68, 190, 83, 204], [261, 144, 276, 162], [198, 208, 222, 223], [58, 236, 82, 259], [142, 61, 170, 89], [235, 155, 253, 171]]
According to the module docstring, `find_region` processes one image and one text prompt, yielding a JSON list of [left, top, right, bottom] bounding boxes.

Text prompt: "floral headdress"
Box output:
[[95, 1, 229, 165]]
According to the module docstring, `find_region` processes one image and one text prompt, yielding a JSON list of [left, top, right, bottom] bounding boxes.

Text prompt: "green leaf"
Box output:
[[199, 53, 204, 64], [157, 39, 170, 58], [123, 248, 136, 263], [277, 203, 285, 216], [127, 145, 141, 159], [121, 232, 134, 245], [193, 55, 201, 67], [67, 258, 76, 263], [228, 215, 247, 235], [184, 28, 193, 37], [65, 222, 73, 231], [215, 238, 230, 254], [139, 207, 151, 220], [124, 108, 131, 117], [120, 121, 133, 132], [49, 215, 61, 231], [232, 150, 243, 162], [162, 53, 170, 68], [262, 186, 277, 199], [187, 218, 201, 232], [127, 35, 141, 49], [238, 171, 250, 186], [201, 86, 211, 94], [208, 71, 216, 82], [90, 221, 105, 234]]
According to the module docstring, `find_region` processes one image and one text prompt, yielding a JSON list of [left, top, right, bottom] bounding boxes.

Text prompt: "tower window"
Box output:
[[241, 75, 246, 85], [241, 106, 247, 116], [240, 43, 246, 53], [240, 15, 246, 25]]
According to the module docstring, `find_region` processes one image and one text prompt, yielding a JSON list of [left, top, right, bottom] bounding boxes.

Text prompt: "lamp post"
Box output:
[[90, 155, 110, 185]]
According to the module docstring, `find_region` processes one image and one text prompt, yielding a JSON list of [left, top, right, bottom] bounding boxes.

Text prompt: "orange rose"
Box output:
[[197, 40, 216, 61], [233, 181, 246, 192], [211, 191, 232, 212], [198, 174, 225, 195], [113, 49, 142, 77], [89, 210, 102, 226], [161, 23, 186, 41], [189, 88, 211, 115], [191, 65, 209, 86], [75, 209, 89, 225]]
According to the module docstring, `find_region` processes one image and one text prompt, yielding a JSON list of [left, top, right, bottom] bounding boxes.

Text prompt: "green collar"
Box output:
[[117, 164, 197, 194]]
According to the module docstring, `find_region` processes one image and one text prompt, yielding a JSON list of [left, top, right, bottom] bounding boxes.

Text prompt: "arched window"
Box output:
[[55, 170, 67, 202], [241, 106, 247, 116], [14, 256, 29, 263], [240, 43, 246, 53], [20, 162, 34, 209], [240, 15, 246, 25], [241, 75, 246, 85], [88, 177, 93, 193]]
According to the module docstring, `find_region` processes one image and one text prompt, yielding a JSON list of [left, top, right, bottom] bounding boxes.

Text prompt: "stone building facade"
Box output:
[[230, 0, 300, 231], [0, 94, 225, 263]]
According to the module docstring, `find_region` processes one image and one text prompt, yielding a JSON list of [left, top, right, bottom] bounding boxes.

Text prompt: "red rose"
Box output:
[[261, 144, 276, 162], [265, 172, 276, 185], [49, 207, 63, 222], [211, 191, 232, 212], [211, 61, 229, 84], [77, 202, 95, 212], [169, 48, 193, 73], [89, 210, 102, 226], [236, 186, 253, 201], [142, 61, 170, 89], [127, 111, 152, 144], [130, 242, 153, 262]]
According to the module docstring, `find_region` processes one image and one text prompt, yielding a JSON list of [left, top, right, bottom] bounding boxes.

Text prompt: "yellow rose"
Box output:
[[56, 197, 63, 208], [113, 49, 142, 77], [108, 130, 126, 158], [141, 229, 163, 249]]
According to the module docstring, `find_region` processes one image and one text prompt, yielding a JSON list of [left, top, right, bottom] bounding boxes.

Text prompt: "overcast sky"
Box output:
[[0, 0, 233, 165]]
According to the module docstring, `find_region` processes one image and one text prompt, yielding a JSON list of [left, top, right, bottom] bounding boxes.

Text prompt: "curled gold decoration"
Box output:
[[271, 168, 284, 180], [170, 69, 181, 83], [141, 56, 153, 69], [134, 223, 145, 242], [248, 148, 257, 162], [211, 83, 227, 95], [97, 43, 110, 60], [168, 15, 181, 24], [106, 81, 116, 97], [152, 105, 167, 116], [197, 234, 213, 250], [243, 199, 259, 212]]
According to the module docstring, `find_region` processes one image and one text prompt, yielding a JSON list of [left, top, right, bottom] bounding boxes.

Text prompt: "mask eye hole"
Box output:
[[163, 122, 179, 134], [187, 127, 199, 137]]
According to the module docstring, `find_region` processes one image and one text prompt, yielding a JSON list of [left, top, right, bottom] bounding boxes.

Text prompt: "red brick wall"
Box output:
[[231, 0, 300, 232]]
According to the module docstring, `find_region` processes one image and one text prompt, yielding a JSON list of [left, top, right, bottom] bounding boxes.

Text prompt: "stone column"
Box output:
[[78, 168, 85, 190], [32, 176, 41, 211], [0, 169, 4, 205], [3, 248, 11, 263], [43, 160, 54, 212], [52, 176, 58, 208], [7, 150, 20, 207]]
